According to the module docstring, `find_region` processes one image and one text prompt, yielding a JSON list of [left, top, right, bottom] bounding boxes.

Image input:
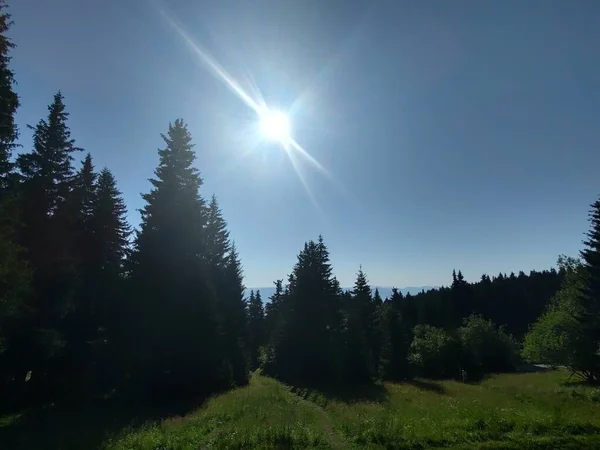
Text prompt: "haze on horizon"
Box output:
[[10, 0, 600, 288]]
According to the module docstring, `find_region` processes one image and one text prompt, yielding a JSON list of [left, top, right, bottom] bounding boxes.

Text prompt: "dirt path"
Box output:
[[294, 395, 345, 449]]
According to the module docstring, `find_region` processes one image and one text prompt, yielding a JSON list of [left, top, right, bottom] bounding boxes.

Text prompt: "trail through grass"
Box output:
[[2, 370, 600, 449]]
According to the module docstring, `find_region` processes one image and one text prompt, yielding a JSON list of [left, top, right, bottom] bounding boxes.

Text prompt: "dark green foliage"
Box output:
[[264, 279, 283, 347], [451, 269, 473, 324], [128, 120, 248, 396], [381, 288, 411, 380], [0, 194, 32, 406], [404, 268, 563, 338], [86, 167, 131, 390], [577, 198, 600, 381], [205, 195, 248, 385], [264, 236, 344, 385], [14, 92, 82, 400], [408, 325, 460, 379], [524, 253, 600, 382], [341, 267, 376, 382], [458, 315, 520, 379], [217, 241, 249, 386], [247, 290, 265, 371], [129, 119, 221, 394], [0, 1, 19, 188]]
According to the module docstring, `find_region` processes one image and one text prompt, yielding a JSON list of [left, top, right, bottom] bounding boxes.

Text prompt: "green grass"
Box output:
[[302, 371, 600, 449], [2, 370, 600, 449], [104, 376, 331, 450]]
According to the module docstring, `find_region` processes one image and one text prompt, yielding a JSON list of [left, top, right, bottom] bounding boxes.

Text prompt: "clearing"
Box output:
[[1, 370, 600, 449]]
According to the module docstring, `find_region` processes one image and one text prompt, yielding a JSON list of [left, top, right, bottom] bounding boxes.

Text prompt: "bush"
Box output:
[[523, 256, 600, 382], [459, 315, 520, 378], [409, 325, 460, 378]]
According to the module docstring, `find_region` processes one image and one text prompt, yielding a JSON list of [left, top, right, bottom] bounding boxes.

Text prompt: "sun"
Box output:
[[259, 109, 291, 143]]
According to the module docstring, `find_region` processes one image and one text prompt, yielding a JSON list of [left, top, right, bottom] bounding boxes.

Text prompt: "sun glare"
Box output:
[[259, 109, 291, 143]]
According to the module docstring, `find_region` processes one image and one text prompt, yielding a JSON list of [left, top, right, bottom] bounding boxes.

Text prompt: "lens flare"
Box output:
[[156, 5, 335, 209]]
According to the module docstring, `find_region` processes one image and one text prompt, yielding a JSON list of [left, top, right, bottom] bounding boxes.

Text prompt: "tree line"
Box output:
[[1, 1, 600, 413]]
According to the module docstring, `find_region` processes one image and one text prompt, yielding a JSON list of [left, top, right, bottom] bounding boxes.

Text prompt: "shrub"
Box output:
[[409, 325, 460, 378], [459, 315, 520, 378]]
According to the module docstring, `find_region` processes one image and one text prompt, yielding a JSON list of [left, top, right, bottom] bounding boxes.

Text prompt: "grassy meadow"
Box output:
[[2, 370, 600, 449]]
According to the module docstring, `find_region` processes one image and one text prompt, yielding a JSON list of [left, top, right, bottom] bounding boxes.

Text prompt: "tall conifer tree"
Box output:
[[130, 119, 219, 394]]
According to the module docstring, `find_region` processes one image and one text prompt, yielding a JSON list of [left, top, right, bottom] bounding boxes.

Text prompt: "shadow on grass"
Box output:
[[293, 381, 390, 405], [517, 364, 554, 374], [407, 379, 448, 395], [0, 390, 212, 450]]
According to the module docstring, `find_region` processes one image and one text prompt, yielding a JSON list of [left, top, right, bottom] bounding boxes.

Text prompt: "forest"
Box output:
[[1, 0, 600, 429]]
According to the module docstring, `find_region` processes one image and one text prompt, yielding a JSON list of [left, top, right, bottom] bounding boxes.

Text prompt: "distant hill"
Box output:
[[245, 286, 439, 302]]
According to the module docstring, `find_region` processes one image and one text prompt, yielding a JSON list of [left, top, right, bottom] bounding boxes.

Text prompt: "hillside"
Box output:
[[4, 370, 599, 449]]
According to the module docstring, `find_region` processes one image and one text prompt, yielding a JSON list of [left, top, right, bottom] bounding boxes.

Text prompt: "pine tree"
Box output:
[[88, 167, 130, 389], [58, 154, 99, 396], [265, 236, 343, 384], [577, 197, 600, 381], [0, 1, 19, 188], [451, 269, 472, 323], [93, 168, 130, 271], [204, 195, 248, 386], [343, 267, 376, 382], [205, 194, 229, 268], [264, 279, 284, 347], [382, 288, 410, 380], [130, 119, 220, 395], [247, 289, 265, 370], [0, 1, 31, 405], [217, 241, 249, 386], [15, 92, 82, 399]]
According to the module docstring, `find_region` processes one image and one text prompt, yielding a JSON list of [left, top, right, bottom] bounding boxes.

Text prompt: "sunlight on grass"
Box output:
[[320, 371, 600, 449], [104, 375, 331, 450], [20, 370, 594, 450]]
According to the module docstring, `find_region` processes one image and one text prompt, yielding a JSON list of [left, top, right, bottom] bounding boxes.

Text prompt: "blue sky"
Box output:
[[9, 0, 600, 288]]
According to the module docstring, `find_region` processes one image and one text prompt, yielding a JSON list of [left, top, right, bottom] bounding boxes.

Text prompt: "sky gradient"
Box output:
[[9, 0, 600, 288]]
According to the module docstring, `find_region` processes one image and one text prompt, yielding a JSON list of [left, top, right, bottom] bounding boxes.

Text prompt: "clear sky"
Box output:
[[9, 0, 600, 288]]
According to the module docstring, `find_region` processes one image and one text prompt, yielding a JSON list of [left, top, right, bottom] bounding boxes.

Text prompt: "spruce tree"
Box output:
[[0, 1, 19, 188], [247, 289, 265, 370], [577, 197, 600, 381], [382, 288, 410, 380], [88, 168, 130, 389], [218, 240, 249, 386], [265, 236, 343, 384], [0, 1, 31, 404], [15, 92, 82, 399], [130, 119, 220, 395], [93, 168, 130, 271], [58, 154, 99, 395], [205, 194, 229, 267], [343, 267, 376, 382], [264, 279, 284, 347], [204, 195, 248, 385]]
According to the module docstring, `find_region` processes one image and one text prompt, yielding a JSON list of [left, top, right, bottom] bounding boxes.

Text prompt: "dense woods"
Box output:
[[0, 1, 599, 414]]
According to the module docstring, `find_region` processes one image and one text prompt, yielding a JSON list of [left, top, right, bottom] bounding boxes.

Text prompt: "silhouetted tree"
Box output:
[[247, 290, 265, 370], [264, 236, 343, 385], [264, 280, 283, 344], [205, 194, 248, 386], [88, 167, 130, 390], [0, 1, 32, 406], [342, 267, 375, 382], [577, 197, 600, 381], [0, 1, 19, 188], [381, 288, 410, 380], [129, 119, 220, 396], [217, 240, 249, 386], [16, 92, 82, 400]]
